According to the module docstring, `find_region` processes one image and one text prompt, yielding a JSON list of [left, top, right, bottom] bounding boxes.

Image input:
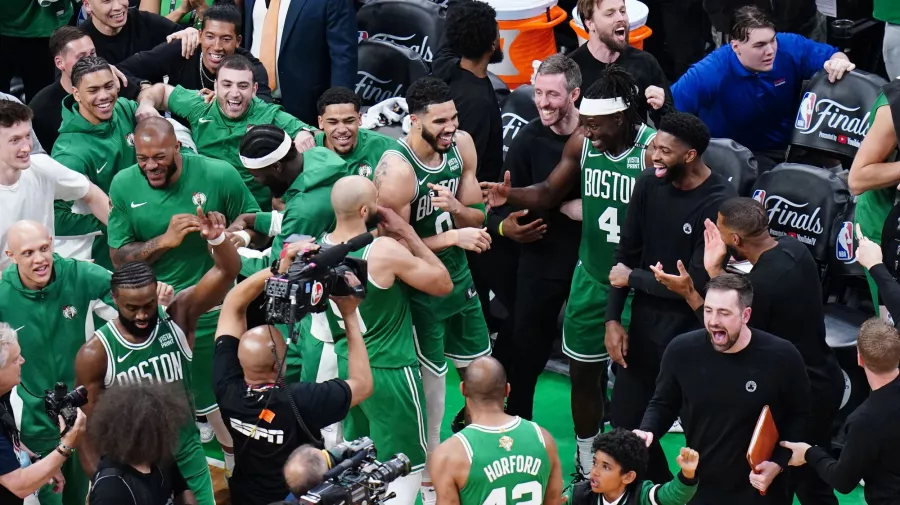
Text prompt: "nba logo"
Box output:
[[836, 221, 854, 261], [795, 92, 817, 130], [752, 189, 766, 204]]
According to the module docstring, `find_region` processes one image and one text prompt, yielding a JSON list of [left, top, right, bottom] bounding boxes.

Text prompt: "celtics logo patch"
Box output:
[[358, 163, 373, 178], [125, 133, 135, 147], [62, 305, 77, 320], [192, 192, 207, 208]]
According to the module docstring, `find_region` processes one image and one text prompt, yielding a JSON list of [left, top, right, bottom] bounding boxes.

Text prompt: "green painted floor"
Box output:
[[204, 369, 866, 504]]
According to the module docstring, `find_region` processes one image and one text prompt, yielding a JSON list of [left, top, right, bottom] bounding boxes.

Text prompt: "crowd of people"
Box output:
[[0, 0, 899, 504]]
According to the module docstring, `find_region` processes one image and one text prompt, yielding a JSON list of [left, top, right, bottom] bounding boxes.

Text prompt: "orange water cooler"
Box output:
[[569, 0, 653, 50]]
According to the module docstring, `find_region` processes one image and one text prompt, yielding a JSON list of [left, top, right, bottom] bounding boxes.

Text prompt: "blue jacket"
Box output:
[[243, 0, 358, 123]]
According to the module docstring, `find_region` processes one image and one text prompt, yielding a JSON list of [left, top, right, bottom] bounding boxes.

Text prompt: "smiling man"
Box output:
[[316, 87, 396, 177], [0, 220, 116, 505], [136, 54, 316, 211], [117, 3, 271, 104]]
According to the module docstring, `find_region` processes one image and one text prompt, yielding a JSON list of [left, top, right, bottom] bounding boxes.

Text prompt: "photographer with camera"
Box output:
[[213, 238, 374, 505], [0, 323, 87, 505]]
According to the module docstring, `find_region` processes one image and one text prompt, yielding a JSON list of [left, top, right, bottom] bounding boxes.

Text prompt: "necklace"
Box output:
[[199, 54, 215, 89]]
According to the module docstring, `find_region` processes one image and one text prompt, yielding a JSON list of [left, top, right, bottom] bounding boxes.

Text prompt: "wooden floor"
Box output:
[[210, 465, 231, 505]]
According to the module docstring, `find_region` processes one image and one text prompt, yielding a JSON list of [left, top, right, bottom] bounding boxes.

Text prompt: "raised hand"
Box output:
[[480, 171, 511, 210]]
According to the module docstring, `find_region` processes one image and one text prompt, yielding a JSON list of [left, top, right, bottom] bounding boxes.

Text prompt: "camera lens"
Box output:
[[66, 386, 89, 408], [371, 454, 411, 482]]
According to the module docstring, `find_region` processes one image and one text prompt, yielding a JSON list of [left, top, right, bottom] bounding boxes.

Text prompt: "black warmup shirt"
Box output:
[[28, 77, 142, 152], [806, 375, 900, 505], [641, 329, 811, 505], [747, 237, 843, 400], [567, 45, 673, 126], [82, 9, 182, 65], [213, 336, 351, 505], [0, 394, 22, 505], [89, 458, 188, 505], [432, 49, 504, 184], [495, 118, 580, 279], [869, 263, 900, 327], [116, 40, 273, 103], [607, 169, 736, 339]]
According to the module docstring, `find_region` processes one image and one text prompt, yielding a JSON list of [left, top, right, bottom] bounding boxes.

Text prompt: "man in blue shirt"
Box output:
[[672, 6, 853, 170]]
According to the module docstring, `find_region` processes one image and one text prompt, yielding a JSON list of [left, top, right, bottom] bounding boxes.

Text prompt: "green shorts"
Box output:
[[37, 453, 89, 505], [176, 429, 215, 505], [192, 311, 220, 416], [562, 262, 632, 363], [338, 358, 428, 472], [411, 292, 490, 377]]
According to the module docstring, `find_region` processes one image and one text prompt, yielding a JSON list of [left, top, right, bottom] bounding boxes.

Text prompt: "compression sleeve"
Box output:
[[467, 202, 487, 225], [869, 263, 900, 322]]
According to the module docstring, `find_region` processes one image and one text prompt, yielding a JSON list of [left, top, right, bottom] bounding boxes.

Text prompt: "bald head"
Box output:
[[284, 445, 328, 496], [331, 176, 377, 217], [5, 220, 50, 254], [237, 325, 287, 377], [135, 116, 176, 143], [462, 356, 508, 403]]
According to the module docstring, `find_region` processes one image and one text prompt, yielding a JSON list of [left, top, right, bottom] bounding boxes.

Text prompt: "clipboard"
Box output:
[[747, 405, 779, 496]]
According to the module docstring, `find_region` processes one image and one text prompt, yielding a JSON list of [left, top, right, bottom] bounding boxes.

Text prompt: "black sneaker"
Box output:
[[572, 451, 589, 484], [451, 407, 467, 433]]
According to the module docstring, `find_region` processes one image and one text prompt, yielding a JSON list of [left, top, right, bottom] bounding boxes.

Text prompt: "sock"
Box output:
[[421, 366, 446, 454], [576, 435, 596, 477], [206, 409, 234, 447], [223, 450, 235, 478], [420, 483, 437, 505], [386, 472, 423, 505]]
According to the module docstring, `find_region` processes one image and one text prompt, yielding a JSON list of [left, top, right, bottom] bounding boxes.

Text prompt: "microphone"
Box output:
[[306, 232, 374, 270]]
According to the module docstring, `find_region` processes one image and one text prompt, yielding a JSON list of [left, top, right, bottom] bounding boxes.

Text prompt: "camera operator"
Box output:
[[0, 323, 86, 505], [88, 383, 196, 505], [283, 445, 329, 499], [213, 238, 374, 505]]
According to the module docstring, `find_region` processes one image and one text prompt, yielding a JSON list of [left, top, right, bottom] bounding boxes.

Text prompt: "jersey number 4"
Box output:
[[598, 207, 620, 244], [482, 481, 542, 505]]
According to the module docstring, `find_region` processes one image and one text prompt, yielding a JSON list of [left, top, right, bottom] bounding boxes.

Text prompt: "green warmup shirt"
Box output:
[[579, 123, 656, 282], [107, 152, 260, 292], [454, 417, 552, 505], [0, 0, 72, 38], [159, 0, 213, 25], [166, 85, 314, 211], [0, 256, 114, 454], [875, 0, 900, 24], [53, 96, 140, 270], [855, 93, 892, 244], [383, 139, 470, 321], [323, 237, 418, 368], [93, 306, 200, 457], [314, 128, 396, 179]]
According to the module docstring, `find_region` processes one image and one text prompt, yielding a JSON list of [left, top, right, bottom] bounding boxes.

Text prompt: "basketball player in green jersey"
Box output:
[[106, 117, 259, 474], [320, 176, 453, 504], [430, 357, 563, 505], [481, 66, 655, 477], [374, 77, 492, 490], [75, 208, 241, 505]]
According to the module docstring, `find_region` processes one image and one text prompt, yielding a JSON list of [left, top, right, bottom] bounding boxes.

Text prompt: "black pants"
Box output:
[[467, 242, 518, 372], [505, 273, 571, 420], [0, 36, 56, 102], [792, 383, 842, 505]]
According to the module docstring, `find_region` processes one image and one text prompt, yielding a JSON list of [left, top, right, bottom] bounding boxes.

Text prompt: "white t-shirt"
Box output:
[[250, 0, 291, 99], [0, 153, 90, 271]]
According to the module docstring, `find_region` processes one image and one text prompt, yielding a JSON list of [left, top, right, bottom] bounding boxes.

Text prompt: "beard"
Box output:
[[269, 180, 291, 199], [599, 26, 631, 52], [365, 209, 383, 230], [707, 326, 741, 353], [726, 244, 746, 262], [664, 161, 688, 183], [141, 160, 178, 187], [489, 45, 504, 64], [421, 126, 451, 154], [119, 311, 159, 339]]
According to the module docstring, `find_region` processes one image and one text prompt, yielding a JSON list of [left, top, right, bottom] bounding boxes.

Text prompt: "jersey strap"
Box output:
[[94, 329, 117, 389], [453, 432, 474, 463]]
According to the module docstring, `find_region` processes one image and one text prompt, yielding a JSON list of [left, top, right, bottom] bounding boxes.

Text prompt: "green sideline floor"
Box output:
[[204, 369, 865, 504]]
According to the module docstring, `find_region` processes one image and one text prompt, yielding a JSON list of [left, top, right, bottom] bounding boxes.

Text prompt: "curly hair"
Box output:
[[87, 382, 190, 466], [591, 428, 648, 476], [658, 111, 710, 156], [444, 0, 498, 60], [406, 77, 453, 116], [583, 65, 643, 145]]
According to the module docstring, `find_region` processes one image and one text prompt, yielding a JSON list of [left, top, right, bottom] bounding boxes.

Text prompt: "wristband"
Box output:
[[498, 221, 505, 237], [233, 230, 251, 247], [207, 233, 226, 246]]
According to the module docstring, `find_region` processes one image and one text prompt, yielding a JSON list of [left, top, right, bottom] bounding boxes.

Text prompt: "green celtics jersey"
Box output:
[[314, 129, 396, 180], [324, 237, 417, 368], [107, 152, 260, 292], [0, 0, 71, 38], [855, 92, 892, 243], [455, 417, 552, 505], [94, 306, 201, 456], [580, 124, 656, 282], [166, 85, 313, 211]]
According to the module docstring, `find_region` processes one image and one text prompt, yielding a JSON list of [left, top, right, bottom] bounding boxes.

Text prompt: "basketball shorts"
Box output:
[[176, 431, 215, 505], [338, 358, 428, 472], [412, 286, 491, 377], [192, 311, 220, 416], [562, 261, 632, 363]]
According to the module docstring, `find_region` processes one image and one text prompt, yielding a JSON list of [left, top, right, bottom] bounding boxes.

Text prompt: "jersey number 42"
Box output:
[[482, 481, 543, 505]]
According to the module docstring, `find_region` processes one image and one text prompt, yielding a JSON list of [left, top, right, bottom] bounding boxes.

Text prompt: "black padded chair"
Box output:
[[703, 138, 758, 197], [355, 39, 430, 106], [787, 69, 888, 164], [499, 84, 538, 160], [357, 0, 446, 66]]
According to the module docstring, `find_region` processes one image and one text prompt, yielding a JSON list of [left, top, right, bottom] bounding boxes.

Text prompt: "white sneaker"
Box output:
[[197, 421, 215, 443], [421, 485, 437, 505], [668, 419, 684, 433]]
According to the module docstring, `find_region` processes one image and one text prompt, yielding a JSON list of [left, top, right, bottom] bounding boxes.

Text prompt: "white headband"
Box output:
[[241, 131, 293, 169], [579, 97, 627, 116]]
